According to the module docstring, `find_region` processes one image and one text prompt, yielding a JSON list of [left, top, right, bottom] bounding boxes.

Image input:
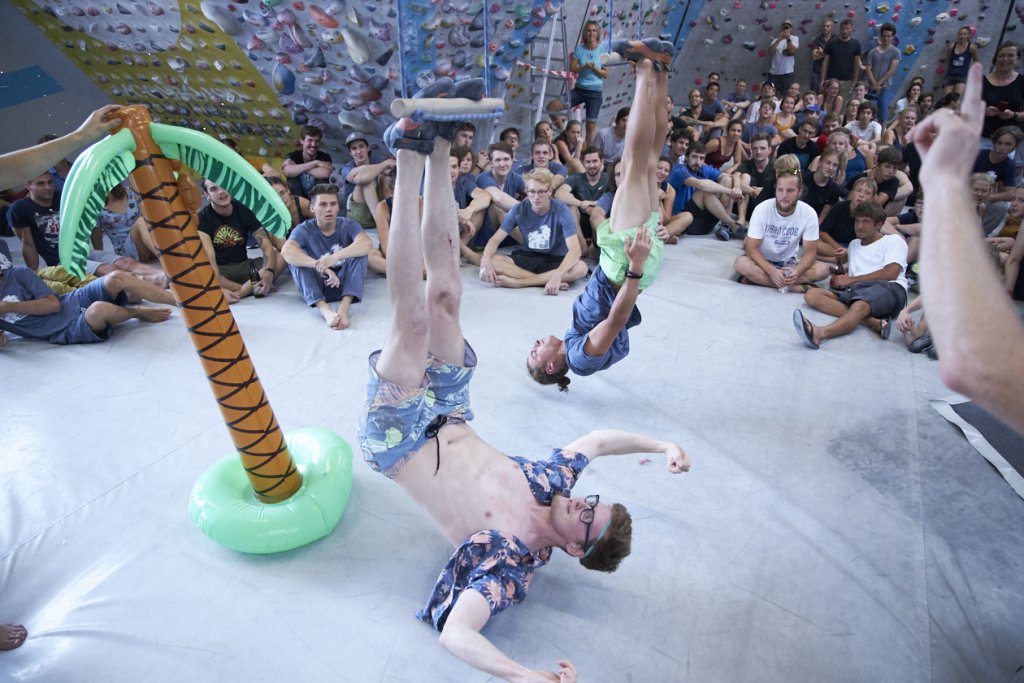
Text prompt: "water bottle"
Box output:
[[779, 256, 798, 293]]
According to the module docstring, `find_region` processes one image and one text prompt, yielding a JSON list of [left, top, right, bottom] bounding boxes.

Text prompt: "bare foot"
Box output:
[[331, 310, 350, 330], [0, 623, 27, 650], [493, 274, 521, 288], [133, 307, 172, 323], [319, 306, 338, 328]]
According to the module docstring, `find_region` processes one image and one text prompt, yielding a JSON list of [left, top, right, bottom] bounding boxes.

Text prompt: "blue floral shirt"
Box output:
[[416, 448, 590, 631]]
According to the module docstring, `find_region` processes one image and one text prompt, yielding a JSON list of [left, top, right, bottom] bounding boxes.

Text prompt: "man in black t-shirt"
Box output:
[[821, 18, 862, 95], [7, 173, 63, 271], [819, 176, 876, 260], [281, 125, 333, 200], [197, 179, 283, 301], [555, 146, 609, 249], [777, 120, 821, 172]]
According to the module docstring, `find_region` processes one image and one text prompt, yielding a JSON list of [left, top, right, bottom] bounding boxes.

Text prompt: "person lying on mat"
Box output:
[[360, 75, 692, 682], [912, 62, 1024, 434]]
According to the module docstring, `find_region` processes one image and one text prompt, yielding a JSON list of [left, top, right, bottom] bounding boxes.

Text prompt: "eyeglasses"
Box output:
[[580, 494, 599, 551], [526, 188, 551, 196]]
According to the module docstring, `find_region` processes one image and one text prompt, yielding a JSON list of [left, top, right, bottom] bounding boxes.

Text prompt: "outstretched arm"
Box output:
[[563, 429, 691, 473], [440, 591, 576, 683], [913, 62, 1024, 434], [0, 105, 122, 190]]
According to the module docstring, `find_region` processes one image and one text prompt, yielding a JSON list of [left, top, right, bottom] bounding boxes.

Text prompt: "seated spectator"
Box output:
[[777, 119, 822, 172], [197, 179, 284, 301], [742, 98, 780, 146], [881, 106, 918, 155], [860, 145, 912, 214], [666, 129, 692, 165], [594, 107, 629, 164], [534, 120, 554, 144], [704, 120, 747, 170], [809, 129, 871, 187], [732, 133, 775, 224], [653, 156, 677, 243], [734, 161, 832, 291], [723, 78, 751, 120], [453, 122, 488, 174], [281, 183, 371, 329], [36, 133, 72, 193], [96, 183, 152, 262], [516, 139, 568, 184], [546, 97, 568, 136], [281, 125, 333, 199], [0, 263, 173, 348], [794, 201, 908, 348], [816, 113, 842, 151], [477, 168, 586, 294], [845, 101, 882, 147], [452, 148, 492, 259], [9, 172, 165, 286], [819, 78, 845, 120], [801, 148, 847, 223], [499, 127, 522, 159], [850, 81, 869, 107], [554, 120, 586, 174], [893, 82, 922, 119], [972, 125, 1021, 232], [555, 146, 609, 253], [667, 142, 743, 239], [266, 176, 312, 239], [772, 95, 800, 141], [894, 294, 937, 359], [883, 193, 924, 263], [1005, 202, 1024, 301], [591, 160, 620, 231], [338, 132, 396, 230], [369, 170, 398, 275], [473, 141, 525, 246], [819, 175, 877, 260], [744, 82, 779, 124], [842, 98, 861, 127], [453, 145, 475, 176], [795, 100, 823, 132], [677, 89, 723, 142], [990, 185, 1023, 250]]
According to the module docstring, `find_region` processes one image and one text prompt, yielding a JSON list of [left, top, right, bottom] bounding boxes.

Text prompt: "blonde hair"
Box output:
[[970, 173, 994, 190], [523, 168, 555, 186], [773, 154, 802, 177]]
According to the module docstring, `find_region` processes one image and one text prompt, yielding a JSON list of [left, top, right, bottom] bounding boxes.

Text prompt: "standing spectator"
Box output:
[[863, 23, 901, 124], [821, 18, 862, 95], [281, 125, 333, 200], [569, 20, 609, 146], [981, 42, 1024, 146], [810, 19, 835, 89], [944, 26, 981, 97], [768, 19, 799, 93]]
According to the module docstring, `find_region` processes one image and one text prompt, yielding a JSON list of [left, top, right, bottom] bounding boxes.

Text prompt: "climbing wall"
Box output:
[[10, 0, 1020, 158], [657, 0, 1016, 105]]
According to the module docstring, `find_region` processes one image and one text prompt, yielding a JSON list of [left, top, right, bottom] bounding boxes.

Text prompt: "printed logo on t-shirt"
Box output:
[[35, 212, 60, 249], [527, 224, 552, 251], [320, 244, 345, 270], [212, 225, 245, 250], [763, 222, 802, 248], [1, 295, 25, 323]]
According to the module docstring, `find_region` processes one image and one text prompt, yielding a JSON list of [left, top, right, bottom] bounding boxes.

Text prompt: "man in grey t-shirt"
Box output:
[[863, 23, 901, 124], [594, 107, 629, 164]]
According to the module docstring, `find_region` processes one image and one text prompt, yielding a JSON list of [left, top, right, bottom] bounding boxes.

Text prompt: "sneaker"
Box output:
[[713, 223, 732, 241], [383, 118, 437, 155], [925, 344, 938, 360], [733, 225, 748, 240], [610, 38, 674, 70], [908, 334, 933, 354], [451, 77, 485, 100]]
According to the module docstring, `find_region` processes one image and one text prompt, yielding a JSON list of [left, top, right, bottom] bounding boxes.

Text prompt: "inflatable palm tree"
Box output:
[[59, 106, 351, 553]]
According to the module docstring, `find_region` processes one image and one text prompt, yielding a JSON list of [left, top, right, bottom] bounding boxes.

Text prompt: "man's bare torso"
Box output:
[[392, 423, 550, 551]]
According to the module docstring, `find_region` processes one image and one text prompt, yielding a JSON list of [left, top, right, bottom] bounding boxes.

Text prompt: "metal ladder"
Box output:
[[525, 7, 571, 127]]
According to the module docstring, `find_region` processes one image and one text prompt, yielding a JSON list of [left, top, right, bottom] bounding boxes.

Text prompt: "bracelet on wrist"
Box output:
[[625, 270, 643, 280]]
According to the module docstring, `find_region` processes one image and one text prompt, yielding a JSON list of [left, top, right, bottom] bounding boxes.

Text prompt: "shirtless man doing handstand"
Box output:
[[360, 81, 691, 682]]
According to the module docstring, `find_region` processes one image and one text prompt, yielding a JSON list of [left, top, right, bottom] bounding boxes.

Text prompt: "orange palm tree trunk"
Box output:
[[115, 106, 301, 503]]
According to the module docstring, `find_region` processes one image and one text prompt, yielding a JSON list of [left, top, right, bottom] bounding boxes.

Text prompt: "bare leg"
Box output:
[[610, 59, 660, 234], [585, 120, 597, 147], [693, 191, 739, 230], [0, 623, 27, 650], [422, 139, 466, 364], [375, 150, 430, 387], [804, 290, 881, 344], [491, 258, 588, 291], [336, 295, 354, 329], [102, 270, 176, 306], [83, 300, 172, 333]]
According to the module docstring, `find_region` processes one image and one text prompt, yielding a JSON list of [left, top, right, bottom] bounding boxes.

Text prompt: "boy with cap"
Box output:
[[339, 132, 396, 229]]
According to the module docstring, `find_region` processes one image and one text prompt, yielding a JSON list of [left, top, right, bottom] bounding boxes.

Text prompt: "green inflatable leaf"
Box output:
[[149, 123, 290, 238], [58, 128, 137, 279]]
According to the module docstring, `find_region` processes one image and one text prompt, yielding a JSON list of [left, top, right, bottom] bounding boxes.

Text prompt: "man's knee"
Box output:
[[849, 300, 872, 318], [102, 269, 132, 293], [733, 255, 754, 274], [804, 288, 830, 306], [427, 283, 461, 319]]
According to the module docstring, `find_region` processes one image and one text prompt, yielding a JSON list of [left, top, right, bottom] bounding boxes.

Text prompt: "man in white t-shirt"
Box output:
[[768, 19, 799, 93], [734, 170, 832, 290], [794, 200, 908, 348]]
